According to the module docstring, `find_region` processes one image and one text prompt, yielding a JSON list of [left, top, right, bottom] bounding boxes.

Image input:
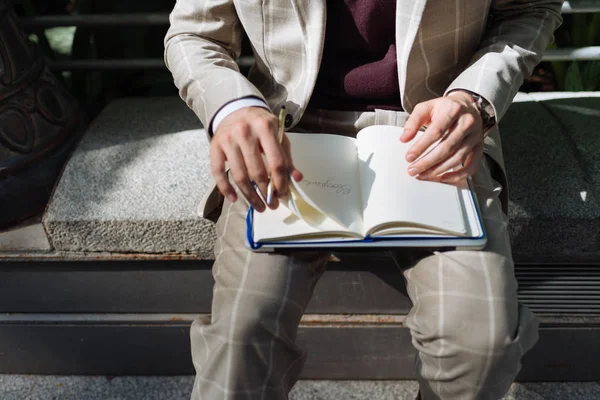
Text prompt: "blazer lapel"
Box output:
[[395, 0, 427, 112]]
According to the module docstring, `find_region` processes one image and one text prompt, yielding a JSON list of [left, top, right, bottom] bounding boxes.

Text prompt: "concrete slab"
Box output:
[[43, 97, 216, 257], [503, 381, 600, 400], [0, 217, 51, 252], [0, 376, 599, 400], [43, 93, 600, 259], [500, 92, 600, 259], [532, 92, 600, 195]]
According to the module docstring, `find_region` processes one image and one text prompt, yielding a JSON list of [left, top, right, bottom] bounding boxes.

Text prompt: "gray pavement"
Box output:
[[0, 376, 599, 400]]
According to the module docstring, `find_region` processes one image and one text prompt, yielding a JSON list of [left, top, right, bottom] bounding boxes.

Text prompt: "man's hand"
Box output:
[[210, 107, 303, 212], [400, 91, 484, 184]]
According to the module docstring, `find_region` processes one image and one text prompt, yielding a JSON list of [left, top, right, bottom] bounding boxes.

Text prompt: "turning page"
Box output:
[[356, 125, 467, 236], [285, 133, 363, 232]]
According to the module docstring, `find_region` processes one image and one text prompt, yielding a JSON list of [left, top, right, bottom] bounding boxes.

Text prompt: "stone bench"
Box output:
[[501, 92, 600, 261], [36, 91, 600, 319], [43, 97, 216, 258], [40, 93, 600, 262]]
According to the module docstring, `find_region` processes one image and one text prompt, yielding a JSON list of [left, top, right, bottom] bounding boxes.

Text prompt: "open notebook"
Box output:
[[246, 125, 486, 251]]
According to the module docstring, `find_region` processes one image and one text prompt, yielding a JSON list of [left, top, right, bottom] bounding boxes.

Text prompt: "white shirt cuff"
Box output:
[[212, 98, 271, 132]]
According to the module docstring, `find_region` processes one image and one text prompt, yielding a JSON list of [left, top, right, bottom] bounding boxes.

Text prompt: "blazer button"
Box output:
[[284, 113, 293, 128]]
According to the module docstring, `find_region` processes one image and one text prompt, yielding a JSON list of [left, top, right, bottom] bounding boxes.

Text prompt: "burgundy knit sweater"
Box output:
[[309, 0, 403, 111]]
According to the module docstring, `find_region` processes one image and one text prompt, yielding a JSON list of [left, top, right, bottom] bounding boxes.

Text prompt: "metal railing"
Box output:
[[18, 1, 600, 71]]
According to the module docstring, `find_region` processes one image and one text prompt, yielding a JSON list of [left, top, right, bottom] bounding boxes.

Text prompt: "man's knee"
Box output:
[[450, 300, 520, 356], [407, 293, 540, 394], [411, 294, 520, 351]]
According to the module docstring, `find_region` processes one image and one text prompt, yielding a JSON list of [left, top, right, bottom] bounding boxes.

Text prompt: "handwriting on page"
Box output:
[[302, 177, 353, 195]]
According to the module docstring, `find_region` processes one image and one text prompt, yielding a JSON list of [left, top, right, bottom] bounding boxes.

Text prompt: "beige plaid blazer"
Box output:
[[164, 0, 562, 176]]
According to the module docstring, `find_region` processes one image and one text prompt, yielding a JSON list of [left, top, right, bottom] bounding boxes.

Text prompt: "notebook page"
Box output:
[[253, 200, 358, 242], [282, 132, 364, 233], [356, 126, 467, 236]]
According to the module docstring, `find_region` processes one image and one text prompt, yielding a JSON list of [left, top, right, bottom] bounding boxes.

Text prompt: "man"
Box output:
[[164, 1, 562, 399]]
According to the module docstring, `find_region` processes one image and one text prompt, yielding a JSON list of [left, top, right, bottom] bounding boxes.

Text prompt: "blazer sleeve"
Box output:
[[445, 0, 563, 122], [164, 0, 267, 131]]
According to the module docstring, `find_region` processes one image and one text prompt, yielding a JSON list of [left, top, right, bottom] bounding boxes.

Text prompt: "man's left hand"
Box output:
[[400, 91, 484, 184]]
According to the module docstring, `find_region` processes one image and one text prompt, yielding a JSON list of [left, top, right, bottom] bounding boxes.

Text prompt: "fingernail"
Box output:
[[408, 167, 417, 176], [227, 193, 237, 202], [406, 153, 416, 162], [266, 190, 273, 205]]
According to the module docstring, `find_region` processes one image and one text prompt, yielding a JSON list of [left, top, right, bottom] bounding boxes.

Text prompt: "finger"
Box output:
[[439, 144, 484, 184], [267, 187, 280, 209], [401, 102, 431, 144], [418, 132, 481, 179], [224, 144, 266, 212], [417, 146, 470, 181], [281, 135, 303, 182], [210, 145, 237, 203], [260, 131, 290, 198], [406, 105, 461, 165], [291, 169, 303, 182], [408, 121, 462, 176], [239, 134, 270, 203]]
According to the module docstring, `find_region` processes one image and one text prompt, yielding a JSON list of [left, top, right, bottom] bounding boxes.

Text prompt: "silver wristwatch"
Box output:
[[464, 91, 496, 135]]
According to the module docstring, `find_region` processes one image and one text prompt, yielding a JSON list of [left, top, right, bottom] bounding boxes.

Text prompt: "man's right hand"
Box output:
[[210, 106, 303, 212]]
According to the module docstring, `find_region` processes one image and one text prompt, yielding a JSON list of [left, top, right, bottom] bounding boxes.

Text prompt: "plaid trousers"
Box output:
[[190, 109, 539, 400]]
